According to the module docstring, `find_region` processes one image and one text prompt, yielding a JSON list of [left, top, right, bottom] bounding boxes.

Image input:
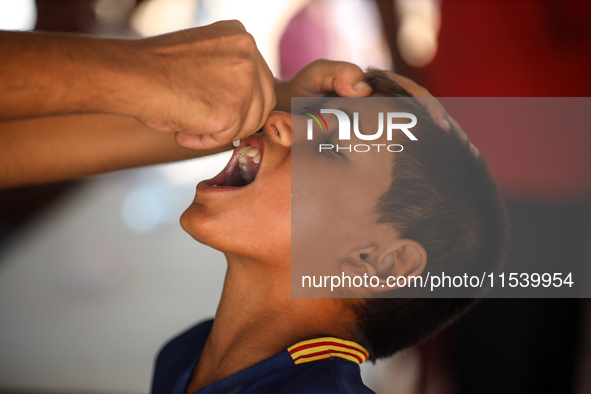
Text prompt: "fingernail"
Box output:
[[354, 81, 370, 90], [441, 118, 451, 131]]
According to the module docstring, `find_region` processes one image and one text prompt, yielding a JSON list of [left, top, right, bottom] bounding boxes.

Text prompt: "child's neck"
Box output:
[[184, 255, 355, 393]]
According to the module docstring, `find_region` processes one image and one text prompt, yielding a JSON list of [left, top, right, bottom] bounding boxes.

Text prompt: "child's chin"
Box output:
[[179, 208, 210, 243], [179, 207, 193, 234]]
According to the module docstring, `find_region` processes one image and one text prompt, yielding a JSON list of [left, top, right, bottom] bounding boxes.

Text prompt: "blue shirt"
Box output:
[[151, 320, 375, 393]]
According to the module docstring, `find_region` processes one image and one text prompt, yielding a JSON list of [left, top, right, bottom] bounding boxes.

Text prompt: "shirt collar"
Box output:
[[288, 337, 370, 365]]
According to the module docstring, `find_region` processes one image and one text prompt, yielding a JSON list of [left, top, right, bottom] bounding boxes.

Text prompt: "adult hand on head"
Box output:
[[274, 59, 373, 111], [131, 20, 276, 150], [381, 71, 479, 156]]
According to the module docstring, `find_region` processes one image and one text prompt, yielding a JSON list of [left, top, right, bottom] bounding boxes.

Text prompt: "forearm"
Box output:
[[1, 22, 277, 149], [0, 114, 230, 188], [0, 30, 142, 121]]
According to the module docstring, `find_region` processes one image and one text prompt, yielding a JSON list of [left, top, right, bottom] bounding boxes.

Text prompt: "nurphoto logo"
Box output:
[[303, 107, 418, 153]]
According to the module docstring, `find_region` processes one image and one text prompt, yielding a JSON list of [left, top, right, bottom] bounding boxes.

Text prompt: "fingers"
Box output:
[[382, 70, 479, 156], [323, 61, 373, 97], [254, 47, 277, 131], [229, 37, 275, 144], [175, 52, 274, 150], [286, 59, 373, 99], [273, 59, 373, 112], [175, 130, 227, 151], [414, 96, 451, 132], [237, 59, 273, 143], [198, 22, 275, 145], [314, 60, 373, 97], [151, 22, 274, 149], [204, 19, 247, 36]]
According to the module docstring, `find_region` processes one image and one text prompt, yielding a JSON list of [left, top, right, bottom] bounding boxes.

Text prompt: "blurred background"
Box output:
[[0, 0, 590, 393]]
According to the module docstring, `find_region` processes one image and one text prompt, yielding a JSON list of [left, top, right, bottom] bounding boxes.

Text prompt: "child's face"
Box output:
[[181, 104, 397, 274], [180, 111, 292, 265]]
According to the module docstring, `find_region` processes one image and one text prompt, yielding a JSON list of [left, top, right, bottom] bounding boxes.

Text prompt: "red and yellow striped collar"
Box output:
[[288, 337, 370, 365]]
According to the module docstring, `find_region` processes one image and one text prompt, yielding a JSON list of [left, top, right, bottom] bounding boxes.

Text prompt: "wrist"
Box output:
[[77, 37, 150, 118], [0, 31, 157, 121], [30, 33, 146, 118]]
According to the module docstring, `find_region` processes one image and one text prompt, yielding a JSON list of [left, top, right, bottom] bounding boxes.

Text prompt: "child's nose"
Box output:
[[265, 111, 291, 148]]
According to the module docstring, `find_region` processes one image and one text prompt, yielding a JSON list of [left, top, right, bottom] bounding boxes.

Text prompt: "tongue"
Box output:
[[237, 146, 261, 184], [225, 164, 246, 186]]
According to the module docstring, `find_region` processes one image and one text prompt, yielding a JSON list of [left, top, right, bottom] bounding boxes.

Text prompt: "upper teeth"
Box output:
[[237, 146, 260, 183], [240, 146, 259, 157], [232, 140, 241, 147]]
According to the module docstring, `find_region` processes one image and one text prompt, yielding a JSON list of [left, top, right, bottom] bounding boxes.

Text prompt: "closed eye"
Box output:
[[322, 138, 343, 156]]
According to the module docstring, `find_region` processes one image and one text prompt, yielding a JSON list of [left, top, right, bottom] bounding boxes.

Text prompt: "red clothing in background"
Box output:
[[416, 0, 591, 202]]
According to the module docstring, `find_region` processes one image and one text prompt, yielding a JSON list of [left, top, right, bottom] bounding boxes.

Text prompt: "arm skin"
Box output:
[[0, 57, 474, 189], [0, 30, 135, 121], [0, 114, 231, 188], [0, 20, 276, 150], [0, 49, 474, 189], [0, 59, 372, 189]]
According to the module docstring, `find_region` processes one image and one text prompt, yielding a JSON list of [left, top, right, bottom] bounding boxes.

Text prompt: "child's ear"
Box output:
[[384, 240, 427, 286], [340, 240, 427, 292]]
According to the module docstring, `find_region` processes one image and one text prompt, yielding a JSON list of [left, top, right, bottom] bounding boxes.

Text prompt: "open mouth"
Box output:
[[205, 135, 263, 188]]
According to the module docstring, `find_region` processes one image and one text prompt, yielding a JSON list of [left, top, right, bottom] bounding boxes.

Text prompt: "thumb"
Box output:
[[330, 62, 373, 97]]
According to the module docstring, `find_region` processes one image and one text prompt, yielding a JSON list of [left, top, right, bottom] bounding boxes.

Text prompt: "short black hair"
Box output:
[[352, 70, 509, 360]]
